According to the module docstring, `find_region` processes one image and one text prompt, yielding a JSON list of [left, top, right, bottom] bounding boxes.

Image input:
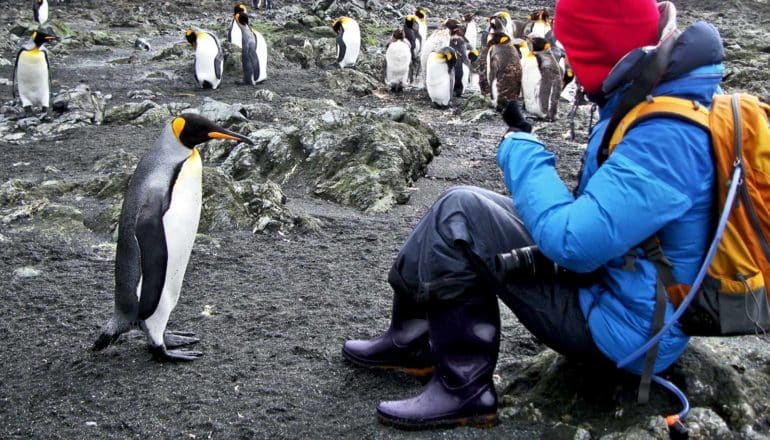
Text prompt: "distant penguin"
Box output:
[[227, 4, 247, 48], [527, 9, 552, 38], [92, 114, 253, 362], [385, 29, 412, 93], [479, 15, 508, 95], [332, 16, 361, 68], [185, 29, 224, 90], [418, 18, 462, 88], [426, 47, 458, 108], [487, 33, 522, 111], [33, 0, 48, 25], [462, 13, 477, 51], [530, 37, 562, 120], [490, 11, 514, 37], [235, 12, 268, 84], [449, 31, 471, 97], [466, 48, 481, 94], [13, 31, 56, 114], [254, 0, 273, 10], [415, 8, 428, 49]]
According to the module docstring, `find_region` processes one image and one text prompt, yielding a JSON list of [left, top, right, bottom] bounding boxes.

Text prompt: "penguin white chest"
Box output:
[[254, 30, 268, 81], [426, 56, 451, 106], [465, 21, 478, 50], [36, 1, 48, 24], [161, 149, 203, 304], [229, 19, 242, 47], [16, 50, 50, 108], [195, 35, 221, 89], [521, 56, 544, 117]]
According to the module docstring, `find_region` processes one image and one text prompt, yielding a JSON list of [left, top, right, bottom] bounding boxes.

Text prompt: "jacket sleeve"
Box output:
[[496, 120, 708, 273]]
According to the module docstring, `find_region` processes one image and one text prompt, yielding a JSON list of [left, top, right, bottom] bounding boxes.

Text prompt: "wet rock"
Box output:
[[103, 100, 160, 124], [86, 149, 138, 198], [323, 68, 381, 96], [195, 98, 249, 124], [151, 41, 188, 61], [684, 407, 732, 439], [199, 167, 252, 232], [46, 20, 76, 38], [132, 105, 171, 125], [51, 84, 107, 124], [39, 203, 88, 234], [89, 31, 122, 47]]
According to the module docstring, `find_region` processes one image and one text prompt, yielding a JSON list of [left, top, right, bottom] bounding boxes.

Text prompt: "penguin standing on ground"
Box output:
[[385, 29, 412, 93], [92, 114, 253, 362], [487, 32, 522, 111], [235, 12, 268, 84], [463, 12, 478, 50], [426, 46, 458, 108], [415, 8, 428, 49], [418, 18, 461, 88], [333, 16, 361, 68], [527, 9, 552, 38], [33, 0, 48, 25], [403, 15, 422, 84], [449, 30, 471, 97], [530, 37, 562, 120], [185, 29, 224, 90], [254, 0, 273, 10], [13, 31, 56, 114], [227, 4, 247, 48]]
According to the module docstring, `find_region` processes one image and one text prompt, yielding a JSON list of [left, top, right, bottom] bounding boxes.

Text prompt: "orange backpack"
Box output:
[[608, 93, 770, 337]]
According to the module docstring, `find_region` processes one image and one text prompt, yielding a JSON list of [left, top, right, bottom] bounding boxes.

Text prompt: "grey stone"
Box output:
[[103, 100, 160, 124]]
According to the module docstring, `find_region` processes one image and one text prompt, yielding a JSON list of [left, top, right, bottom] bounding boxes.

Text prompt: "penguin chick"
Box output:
[[426, 46, 458, 108], [92, 114, 253, 362], [333, 16, 361, 68], [33, 0, 48, 25], [185, 29, 224, 90], [487, 32, 522, 112], [235, 12, 268, 84], [13, 30, 57, 115], [385, 29, 412, 93], [227, 4, 248, 48]]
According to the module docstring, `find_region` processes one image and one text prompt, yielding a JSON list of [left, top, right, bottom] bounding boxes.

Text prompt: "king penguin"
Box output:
[[486, 32, 522, 111], [449, 30, 471, 97], [530, 37, 562, 120], [13, 31, 56, 115], [185, 29, 224, 90], [527, 9, 552, 39], [426, 46, 458, 108], [463, 13, 478, 51], [333, 16, 361, 69], [227, 4, 247, 48], [418, 18, 461, 88], [403, 15, 422, 84], [33, 0, 48, 25], [385, 29, 412, 93], [415, 8, 428, 50], [92, 114, 253, 362], [235, 12, 268, 84]]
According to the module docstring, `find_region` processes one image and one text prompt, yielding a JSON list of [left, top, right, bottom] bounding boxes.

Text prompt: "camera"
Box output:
[[494, 245, 559, 280]]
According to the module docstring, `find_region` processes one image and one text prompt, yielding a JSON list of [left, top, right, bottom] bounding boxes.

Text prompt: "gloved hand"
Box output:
[[502, 101, 532, 133]]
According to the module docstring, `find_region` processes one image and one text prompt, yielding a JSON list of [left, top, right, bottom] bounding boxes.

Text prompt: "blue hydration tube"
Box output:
[[616, 165, 743, 420]]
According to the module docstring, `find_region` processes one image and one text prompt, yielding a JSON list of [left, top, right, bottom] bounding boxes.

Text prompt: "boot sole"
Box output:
[[376, 412, 498, 430], [341, 349, 434, 378]]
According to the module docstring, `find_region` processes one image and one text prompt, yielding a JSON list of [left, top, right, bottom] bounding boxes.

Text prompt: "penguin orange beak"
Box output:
[[207, 130, 254, 145], [45, 35, 57, 42]]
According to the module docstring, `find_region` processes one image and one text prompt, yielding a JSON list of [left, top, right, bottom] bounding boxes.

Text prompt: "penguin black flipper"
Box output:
[[12, 49, 21, 100], [227, 18, 235, 44], [336, 33, 346, 63], [135, 192, 169, 321], [213, 39, 223, 81]]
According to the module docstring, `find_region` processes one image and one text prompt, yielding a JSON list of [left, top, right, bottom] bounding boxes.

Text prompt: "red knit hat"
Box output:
[[554, 0, 660, 95]]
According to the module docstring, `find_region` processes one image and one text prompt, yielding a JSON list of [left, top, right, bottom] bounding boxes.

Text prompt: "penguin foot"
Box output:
[[92, 332, 120, 351], [164, 330, 200, 348], [149, 345, 203, 362]]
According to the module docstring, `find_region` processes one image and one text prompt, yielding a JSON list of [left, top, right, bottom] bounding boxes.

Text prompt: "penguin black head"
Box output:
[[236, 12, 249, 26], [443, 18, 462, 33], [463, 13, 475, 23], [172, 114, 254, 148], [467, 48, 480, 63], [31, 31, 57, 48], [529, 9, 549, 22], [184, 29, 197, 46], [415, 8, 427, 20], [434, 47, 458, 69], [392, 29, 405, 41], [404, 15, 418, 28], [530, 37, 550, 52], [233, 3, 247, 14], [332, 17, 348, 34], [487, 32, 510, 48]]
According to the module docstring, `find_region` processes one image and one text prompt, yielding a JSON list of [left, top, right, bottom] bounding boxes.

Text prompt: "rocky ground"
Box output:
[[0, 1, 769, 439]]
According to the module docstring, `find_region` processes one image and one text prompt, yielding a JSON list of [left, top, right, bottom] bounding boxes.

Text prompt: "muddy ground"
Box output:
[[1, 1, 769, 439]]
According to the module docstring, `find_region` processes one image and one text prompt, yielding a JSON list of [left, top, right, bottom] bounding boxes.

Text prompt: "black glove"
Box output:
[[502, 101, 532, 133]]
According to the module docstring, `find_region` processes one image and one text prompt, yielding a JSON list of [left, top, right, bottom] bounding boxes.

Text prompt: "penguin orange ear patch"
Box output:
[[172, 117, 186, 139], [500, 36, 509, 44]]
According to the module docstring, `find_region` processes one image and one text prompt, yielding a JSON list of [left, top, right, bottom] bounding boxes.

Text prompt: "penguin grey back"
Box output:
[[236, 18, 260, 84], [449, 35, 469, 97]]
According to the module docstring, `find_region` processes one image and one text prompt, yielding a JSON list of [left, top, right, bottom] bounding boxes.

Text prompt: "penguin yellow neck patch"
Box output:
[[172, 117, 186, 140]]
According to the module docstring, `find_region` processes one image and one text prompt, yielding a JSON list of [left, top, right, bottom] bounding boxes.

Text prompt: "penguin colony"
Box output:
[[9, 3, 571, 362], [381, 7, 569, 119]]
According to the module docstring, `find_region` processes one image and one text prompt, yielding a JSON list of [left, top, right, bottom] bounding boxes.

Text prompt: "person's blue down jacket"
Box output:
[[496, 24, 725, 374]]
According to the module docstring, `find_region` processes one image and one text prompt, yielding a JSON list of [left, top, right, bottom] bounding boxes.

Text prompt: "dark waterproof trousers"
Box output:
[[389, 185, 606, 361]]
